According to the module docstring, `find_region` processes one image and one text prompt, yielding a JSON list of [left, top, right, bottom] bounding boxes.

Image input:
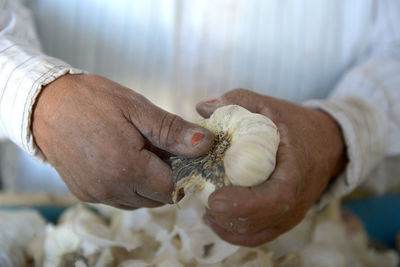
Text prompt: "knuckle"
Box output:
[[159, 112, 181, 148]]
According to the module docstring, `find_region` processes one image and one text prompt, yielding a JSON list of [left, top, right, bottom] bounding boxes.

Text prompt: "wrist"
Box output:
[[31, 74, 81, 156], [314, 109, 348, 180]]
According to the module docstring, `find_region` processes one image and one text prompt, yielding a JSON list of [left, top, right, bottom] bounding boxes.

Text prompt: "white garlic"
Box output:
[[171, 105, 280, 205]]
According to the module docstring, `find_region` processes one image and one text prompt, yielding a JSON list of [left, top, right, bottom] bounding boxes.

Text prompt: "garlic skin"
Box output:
[[171, 105, 280, 205]]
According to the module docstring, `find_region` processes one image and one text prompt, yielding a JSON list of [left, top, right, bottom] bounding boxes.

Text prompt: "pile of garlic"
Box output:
[[0, 198, 398, 267], [0, 210, 45, 267]]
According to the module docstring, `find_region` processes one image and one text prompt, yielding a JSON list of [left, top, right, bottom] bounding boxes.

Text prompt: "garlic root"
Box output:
[[170, 105, 280, 205]]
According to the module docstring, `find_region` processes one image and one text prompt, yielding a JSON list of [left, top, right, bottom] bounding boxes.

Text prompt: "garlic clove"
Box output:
[[224, 134, 278, 187]]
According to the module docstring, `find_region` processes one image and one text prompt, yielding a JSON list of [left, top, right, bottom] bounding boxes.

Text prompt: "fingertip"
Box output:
[[195, 100, 219, 118], [205, 220, 280, 247], [182, 126, 214, 157]]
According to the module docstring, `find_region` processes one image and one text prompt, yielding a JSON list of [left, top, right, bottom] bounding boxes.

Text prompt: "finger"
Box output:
[[102, 194, 163, 209], [101, 129, 175, 205], [204, 212, 271, 235], [133, 148, 175, 204], [85, 126, 175, 205], [207, 125, 300, 219], [70, 181, 164, 209], [74, 164, 167, 208], [128, 93, 214, 157], [204, 216, 282, 247], [208, 179, 296, 219], [196, 88, 267, 118]]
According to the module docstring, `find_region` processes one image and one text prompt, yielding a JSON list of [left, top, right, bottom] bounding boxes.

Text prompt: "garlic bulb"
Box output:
[[171, 105, 280, 205]]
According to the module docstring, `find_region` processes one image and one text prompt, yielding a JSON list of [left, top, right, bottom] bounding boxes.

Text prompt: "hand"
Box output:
[[32, 74, 213, 209], [196, 89, 347, 247]]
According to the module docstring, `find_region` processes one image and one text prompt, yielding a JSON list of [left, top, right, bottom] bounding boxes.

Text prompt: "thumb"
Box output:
[[129, 94, 214, 157], [196, 88, 267, 118]]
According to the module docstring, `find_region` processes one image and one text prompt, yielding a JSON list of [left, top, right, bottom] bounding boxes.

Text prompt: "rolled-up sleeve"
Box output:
[[304, 0, 400, 206], [0, 0, 81, 159]]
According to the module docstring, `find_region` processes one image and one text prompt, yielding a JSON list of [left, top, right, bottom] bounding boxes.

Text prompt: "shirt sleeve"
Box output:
[[304, 0, 400, 206], [0, 0, 81, 160]]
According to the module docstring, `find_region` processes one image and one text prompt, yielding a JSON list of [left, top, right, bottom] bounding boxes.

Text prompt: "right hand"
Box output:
[[32, 74, 214, 209], [196, 89, 346, 246]]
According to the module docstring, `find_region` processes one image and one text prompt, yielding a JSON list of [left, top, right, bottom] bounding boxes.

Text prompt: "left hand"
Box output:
[[196, 89, 347, 247]]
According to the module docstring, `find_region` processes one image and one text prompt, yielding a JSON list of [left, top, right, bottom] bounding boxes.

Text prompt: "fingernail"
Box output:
[[204, 98, 218, 104], [184, 129, 214, 155], [190, 132, 205, 146], [210, 200, 229, 213]]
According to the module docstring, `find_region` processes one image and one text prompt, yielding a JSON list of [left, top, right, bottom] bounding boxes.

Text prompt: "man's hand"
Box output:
[[196, 89, 347, 247], [32, 74, 213, 209]]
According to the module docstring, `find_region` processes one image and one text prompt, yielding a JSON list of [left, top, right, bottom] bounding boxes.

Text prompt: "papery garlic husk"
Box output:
[[171, 105, 280, 205]]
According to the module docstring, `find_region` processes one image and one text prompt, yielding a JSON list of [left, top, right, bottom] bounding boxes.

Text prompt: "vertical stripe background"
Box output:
[[26, 0, 375, 120]]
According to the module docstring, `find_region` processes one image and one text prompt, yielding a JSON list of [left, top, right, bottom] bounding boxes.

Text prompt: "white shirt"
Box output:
[[0, 0, 399, 205]]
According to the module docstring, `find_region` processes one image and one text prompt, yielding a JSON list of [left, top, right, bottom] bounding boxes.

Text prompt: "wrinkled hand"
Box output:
[[32, 74, 213, 209], [196, 89, 347, 247]]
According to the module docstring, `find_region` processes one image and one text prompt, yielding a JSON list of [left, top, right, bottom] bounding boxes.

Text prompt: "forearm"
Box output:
[[303, 0, 400, 205], [304, 94, 389, 206], [304, 58, 400, 205]]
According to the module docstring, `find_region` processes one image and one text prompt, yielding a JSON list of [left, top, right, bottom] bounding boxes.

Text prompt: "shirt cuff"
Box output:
[[303, 97, 388, 207], [0, 42, 82, 160]]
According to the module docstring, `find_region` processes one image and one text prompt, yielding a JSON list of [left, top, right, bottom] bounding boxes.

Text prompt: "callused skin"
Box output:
[[196, 89, 347, 247], [31, 74, 214, 209]]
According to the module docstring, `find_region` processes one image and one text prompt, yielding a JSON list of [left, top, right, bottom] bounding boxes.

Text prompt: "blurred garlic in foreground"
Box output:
[[0, 210, 46, 267], [171, 105, 280, 205]]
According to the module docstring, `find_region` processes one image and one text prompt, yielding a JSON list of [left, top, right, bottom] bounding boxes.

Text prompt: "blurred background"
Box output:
[[0, 0, 374, 193]]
